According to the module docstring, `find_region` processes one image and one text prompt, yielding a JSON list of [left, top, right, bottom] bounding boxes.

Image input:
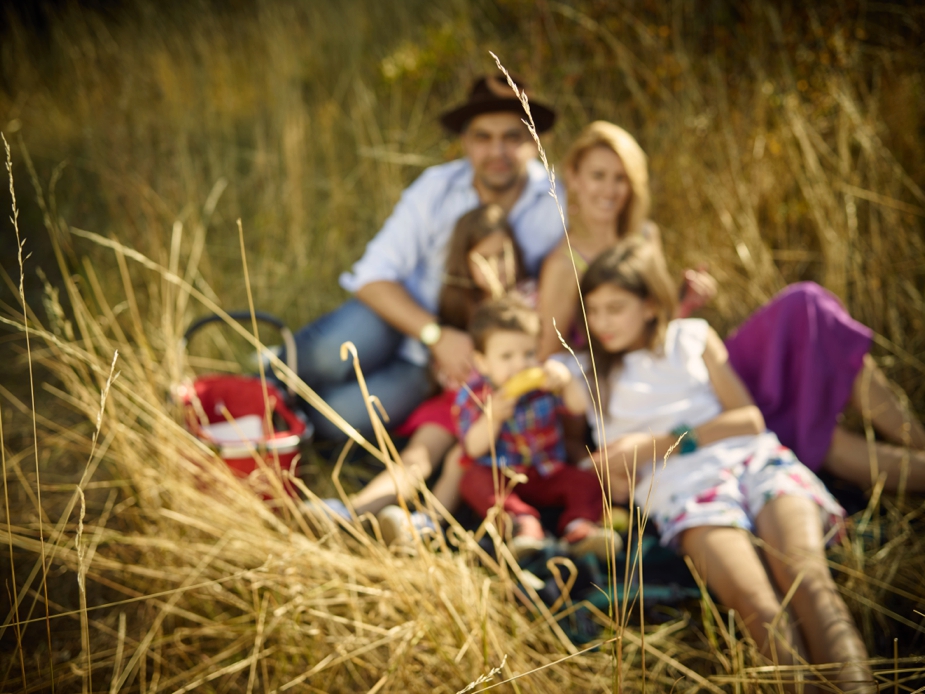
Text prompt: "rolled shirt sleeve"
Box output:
[[339, 161, 480, 313]]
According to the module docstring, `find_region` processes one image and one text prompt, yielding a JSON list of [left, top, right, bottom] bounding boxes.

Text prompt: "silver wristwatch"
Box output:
[[419, 322, 442, 346]]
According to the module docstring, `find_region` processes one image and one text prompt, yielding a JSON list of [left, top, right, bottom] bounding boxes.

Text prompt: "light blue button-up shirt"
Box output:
[[340, 158, 566, 365]]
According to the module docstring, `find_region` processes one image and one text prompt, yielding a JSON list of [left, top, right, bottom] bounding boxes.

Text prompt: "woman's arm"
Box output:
[[537, 246, 581, 360]]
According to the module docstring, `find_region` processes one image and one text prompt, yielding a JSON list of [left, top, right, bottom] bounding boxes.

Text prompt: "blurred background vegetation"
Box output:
[[1, 1, 924, 691], [2, 1, 923, 384]]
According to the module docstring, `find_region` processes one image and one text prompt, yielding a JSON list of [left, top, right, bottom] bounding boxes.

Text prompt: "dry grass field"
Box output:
[[1, 0, 924, 691]]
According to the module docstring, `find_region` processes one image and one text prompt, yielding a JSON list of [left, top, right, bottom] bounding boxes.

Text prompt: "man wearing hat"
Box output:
[[291, 75, 563, 440]]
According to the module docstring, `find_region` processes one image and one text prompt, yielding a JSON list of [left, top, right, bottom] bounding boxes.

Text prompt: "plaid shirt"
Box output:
[[454, 375, 567, 476]]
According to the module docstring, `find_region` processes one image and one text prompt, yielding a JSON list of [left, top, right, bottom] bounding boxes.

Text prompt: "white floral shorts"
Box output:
[[641, 433, 845, 548]]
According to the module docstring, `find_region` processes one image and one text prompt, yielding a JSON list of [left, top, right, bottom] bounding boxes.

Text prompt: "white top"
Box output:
[[566, 319, 723, 448], [339, 158, 565, 365], [565, 318, 776, 490]]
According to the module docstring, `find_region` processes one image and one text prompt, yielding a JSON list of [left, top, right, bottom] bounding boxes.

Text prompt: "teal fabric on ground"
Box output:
[[514, 533, 701, 644]]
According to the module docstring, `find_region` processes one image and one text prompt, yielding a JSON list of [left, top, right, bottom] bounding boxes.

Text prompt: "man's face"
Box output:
[[461, 112, 537, 194]]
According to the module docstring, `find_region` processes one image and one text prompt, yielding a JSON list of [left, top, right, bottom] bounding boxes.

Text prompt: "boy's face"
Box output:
[[473, 329, 539, 388]]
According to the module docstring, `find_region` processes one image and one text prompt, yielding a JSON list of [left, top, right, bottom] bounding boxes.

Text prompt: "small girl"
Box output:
[[318, 204, 533, 545], [570, 237, 872, 688]]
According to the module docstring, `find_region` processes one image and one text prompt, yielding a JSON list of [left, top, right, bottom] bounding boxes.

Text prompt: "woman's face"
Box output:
[[568, 146, 632, 230], [468, 231, 516, 295], [585, 282, 654, 354]]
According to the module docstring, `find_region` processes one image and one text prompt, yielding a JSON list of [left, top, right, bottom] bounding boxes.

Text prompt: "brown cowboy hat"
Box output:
[[439, 74, 556, 134]]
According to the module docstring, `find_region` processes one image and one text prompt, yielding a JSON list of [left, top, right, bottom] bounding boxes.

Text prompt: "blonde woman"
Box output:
[[538, 120, 712, 360], [542, 120, 925, 493]]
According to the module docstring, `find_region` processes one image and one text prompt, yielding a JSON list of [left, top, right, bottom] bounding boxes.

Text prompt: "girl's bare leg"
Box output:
[[350, 425, 456, 515], [680, 526, 796, 668], [430, 444, 464, 513], [824, 354, 925, 492], [755, 495, 873, 691]]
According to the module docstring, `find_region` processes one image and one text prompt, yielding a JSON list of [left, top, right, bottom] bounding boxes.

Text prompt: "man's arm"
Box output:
[[341, 163, 474, 383], [356, 281, 473, 385], [355, 281, 439, 339]]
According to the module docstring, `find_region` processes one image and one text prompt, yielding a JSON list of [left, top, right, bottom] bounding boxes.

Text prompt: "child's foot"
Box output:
[[563, 519, 622, 561], [377, 505, 439, 547], [508, 514, 546, 561]]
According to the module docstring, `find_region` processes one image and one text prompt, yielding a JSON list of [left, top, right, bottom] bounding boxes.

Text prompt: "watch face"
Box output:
[[421, 323, 441, 346]]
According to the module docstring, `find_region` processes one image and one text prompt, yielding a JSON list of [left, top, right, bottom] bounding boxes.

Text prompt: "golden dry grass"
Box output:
[[1, 0, 924, 691]]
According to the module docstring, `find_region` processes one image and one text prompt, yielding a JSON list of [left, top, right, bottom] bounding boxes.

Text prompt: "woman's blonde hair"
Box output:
[[564, 120, 650, 240], [580, 235, 677, 399]]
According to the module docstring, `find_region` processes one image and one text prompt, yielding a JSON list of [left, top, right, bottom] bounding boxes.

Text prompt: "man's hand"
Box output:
[[430, 327, 474, 388]]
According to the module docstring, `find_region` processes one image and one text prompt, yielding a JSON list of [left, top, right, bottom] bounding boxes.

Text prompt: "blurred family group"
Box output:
[[283, 75, 923, 689]]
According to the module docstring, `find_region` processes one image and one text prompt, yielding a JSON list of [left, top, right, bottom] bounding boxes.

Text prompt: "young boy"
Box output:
[[454, 296, 618, 560]]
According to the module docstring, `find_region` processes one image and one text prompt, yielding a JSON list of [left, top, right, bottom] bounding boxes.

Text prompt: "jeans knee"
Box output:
[[291, 299, 402, 386], [291, 326, 357, 384], [308, 409, 359, 443]]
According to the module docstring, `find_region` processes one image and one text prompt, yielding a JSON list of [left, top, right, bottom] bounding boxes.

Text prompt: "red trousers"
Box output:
[[459, 463, 603, 534]]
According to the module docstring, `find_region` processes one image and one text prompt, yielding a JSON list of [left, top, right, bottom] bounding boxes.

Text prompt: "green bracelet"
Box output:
[[670, 424, 699, 455]]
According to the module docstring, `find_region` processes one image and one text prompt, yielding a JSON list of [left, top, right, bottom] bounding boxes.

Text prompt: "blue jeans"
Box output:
[[288, 300, 433, 441]]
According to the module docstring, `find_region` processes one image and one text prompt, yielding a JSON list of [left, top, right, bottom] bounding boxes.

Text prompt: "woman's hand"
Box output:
[[584, 433, 657, 504], [678, 265, 718, 318], [581, 450, 634, 505], [591, 432, 658, 469]]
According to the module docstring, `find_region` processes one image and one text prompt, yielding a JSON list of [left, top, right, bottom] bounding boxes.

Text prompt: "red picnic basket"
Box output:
[[176, 311, 313, 500]]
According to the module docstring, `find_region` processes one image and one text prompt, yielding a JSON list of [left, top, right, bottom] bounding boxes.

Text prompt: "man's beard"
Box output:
[[476, 167, 523, 194]]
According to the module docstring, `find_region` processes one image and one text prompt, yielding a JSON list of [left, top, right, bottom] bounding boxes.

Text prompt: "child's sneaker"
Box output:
[[508, 514, 546, 561], [377, 505, 439, 547], [563, 518, 622, 562], [303, 497, 352, 532]]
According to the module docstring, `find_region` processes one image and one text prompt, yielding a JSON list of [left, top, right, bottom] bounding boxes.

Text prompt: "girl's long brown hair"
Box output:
[[580, 235, 677, 405], [438, 203, 526, 330]]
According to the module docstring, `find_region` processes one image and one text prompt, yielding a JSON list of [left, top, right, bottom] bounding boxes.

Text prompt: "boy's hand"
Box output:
[[542, 358, 573, 392], [487, 390, 517, 422]]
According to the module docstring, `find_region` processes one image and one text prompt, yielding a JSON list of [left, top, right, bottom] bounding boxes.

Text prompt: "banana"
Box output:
[[501, 367, 547, 399], [610, 507, 631, 534]]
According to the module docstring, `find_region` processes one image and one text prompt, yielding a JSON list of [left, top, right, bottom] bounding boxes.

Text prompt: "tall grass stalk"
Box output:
[[2, 0, 925, 691]]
